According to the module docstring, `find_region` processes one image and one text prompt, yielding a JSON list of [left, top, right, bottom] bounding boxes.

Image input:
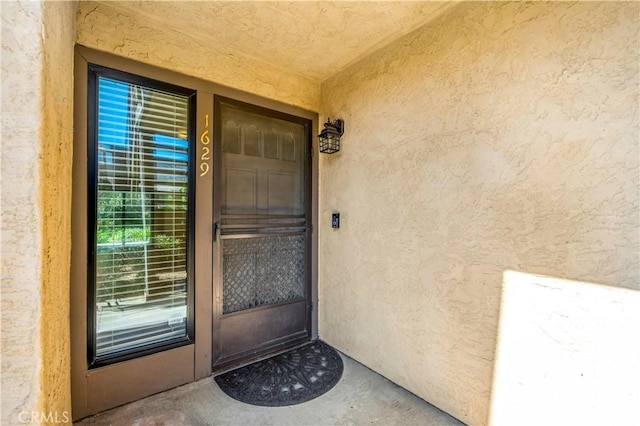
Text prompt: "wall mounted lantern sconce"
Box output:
[[318, 118, 344, 154]]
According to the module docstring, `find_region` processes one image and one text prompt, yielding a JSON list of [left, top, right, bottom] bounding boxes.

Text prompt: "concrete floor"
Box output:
[[76, 350, 464, 426]]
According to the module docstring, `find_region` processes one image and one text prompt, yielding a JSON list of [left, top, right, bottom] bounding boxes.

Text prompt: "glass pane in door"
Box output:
[[93, 76, 191, 362]]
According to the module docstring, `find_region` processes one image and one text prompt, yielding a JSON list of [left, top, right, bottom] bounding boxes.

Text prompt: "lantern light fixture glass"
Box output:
[[318, 118, 344, 154]]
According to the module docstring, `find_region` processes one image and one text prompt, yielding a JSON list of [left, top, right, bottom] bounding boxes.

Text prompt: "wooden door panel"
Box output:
[[223, 167, 257, 214], [267, 171, 296, 214], [216, 300, 307, 367]]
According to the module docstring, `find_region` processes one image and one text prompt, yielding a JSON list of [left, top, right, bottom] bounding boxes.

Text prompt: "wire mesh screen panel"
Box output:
[[93, 75, 191, 361], [222, 235, 305, 314]]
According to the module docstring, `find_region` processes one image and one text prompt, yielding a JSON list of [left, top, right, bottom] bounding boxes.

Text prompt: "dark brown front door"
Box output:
[[212, 96, 312, 370]]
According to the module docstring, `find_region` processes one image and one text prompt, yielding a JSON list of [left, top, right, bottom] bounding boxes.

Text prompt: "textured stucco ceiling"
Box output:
[[99, 1, 457, 81]]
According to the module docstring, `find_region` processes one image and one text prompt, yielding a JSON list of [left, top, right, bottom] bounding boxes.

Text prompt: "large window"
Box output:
[[88, 66, 195, 365]]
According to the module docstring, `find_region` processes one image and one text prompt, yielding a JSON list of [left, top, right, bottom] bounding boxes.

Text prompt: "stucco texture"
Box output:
[[2, 1, 45, 422], [79, 1, 456, 82], [1, 1, 75, 424], [39, 0, 76, 423], [319, 2, 639, 425], [75, 1, 320, 112]]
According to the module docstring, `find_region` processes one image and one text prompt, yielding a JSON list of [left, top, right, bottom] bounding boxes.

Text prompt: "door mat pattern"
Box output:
[[214, 341, 343, 406]]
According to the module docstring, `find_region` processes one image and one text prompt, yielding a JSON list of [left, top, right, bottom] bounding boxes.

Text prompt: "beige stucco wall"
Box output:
[[1, 1, 75, 424], [319, 2, 639, 425], [40, 0, 76, 423], [75, 1, 320, 112], [2, 1, 46, 423]]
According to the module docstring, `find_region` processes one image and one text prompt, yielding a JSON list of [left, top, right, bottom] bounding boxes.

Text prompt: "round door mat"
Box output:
[[214, 341, 343, 407]]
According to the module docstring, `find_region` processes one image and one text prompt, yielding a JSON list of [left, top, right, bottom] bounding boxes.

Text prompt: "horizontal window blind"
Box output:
[[94, 76, 190, 360]]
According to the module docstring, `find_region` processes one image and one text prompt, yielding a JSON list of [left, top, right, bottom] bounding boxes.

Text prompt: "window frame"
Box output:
[[86, 64, 197, 367]]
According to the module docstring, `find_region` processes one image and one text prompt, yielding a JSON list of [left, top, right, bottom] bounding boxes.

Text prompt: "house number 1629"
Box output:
[[200, 114, 211, 177]]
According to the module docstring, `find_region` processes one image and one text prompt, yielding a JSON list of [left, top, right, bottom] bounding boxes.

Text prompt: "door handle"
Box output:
[[213, 221, 221, 241]]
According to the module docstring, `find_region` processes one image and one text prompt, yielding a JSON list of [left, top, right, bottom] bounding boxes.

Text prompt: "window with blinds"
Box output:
[[91, 72, 193, 363]]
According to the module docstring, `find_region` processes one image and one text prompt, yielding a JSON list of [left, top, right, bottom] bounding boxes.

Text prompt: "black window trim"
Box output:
[[86, 64, 197, 368]]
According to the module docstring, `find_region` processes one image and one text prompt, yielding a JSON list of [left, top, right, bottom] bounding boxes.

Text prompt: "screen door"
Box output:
[[212, 96, 312, 369]]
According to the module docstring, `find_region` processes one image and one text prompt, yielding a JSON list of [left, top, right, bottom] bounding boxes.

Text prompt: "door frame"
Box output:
[[71, 46, 319, 420]]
